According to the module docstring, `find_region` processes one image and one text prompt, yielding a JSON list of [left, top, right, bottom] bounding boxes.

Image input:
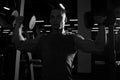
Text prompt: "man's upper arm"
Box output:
[[74, 35, 102, 54], [15, 39, 39, 52], [26, 38, 39, 51]]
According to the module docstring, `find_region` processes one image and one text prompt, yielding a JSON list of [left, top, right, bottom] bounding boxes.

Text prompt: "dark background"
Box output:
[[0, 0, 77, 23], [0, 0, 120, 80]]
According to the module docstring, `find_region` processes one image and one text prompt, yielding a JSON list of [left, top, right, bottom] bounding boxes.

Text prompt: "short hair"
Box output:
[[50, 3, 66, 15], [51, 8, 66, 16]]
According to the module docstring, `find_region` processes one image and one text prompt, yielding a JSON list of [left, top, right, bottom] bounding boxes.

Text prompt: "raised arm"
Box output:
[[12, 16, 41, 51], [74, 17, 105, 54]]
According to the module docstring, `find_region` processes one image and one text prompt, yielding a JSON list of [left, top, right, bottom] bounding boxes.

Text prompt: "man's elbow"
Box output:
[[94, 47, 105, 55], [84, 47, 104, 54], [94, 42, 105, 54]]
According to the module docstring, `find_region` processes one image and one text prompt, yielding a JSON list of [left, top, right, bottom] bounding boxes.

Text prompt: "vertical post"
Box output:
[[14, 0, 25, 80], [77, 0, 92, 73], [14, 50, 21, 80], [27, 52, 34, 80], [20, 0, 25, 16]]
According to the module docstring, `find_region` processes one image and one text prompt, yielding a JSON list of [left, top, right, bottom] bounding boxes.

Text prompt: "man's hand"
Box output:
[[15, 16, 24, 26], [94, 16, 107, 24]]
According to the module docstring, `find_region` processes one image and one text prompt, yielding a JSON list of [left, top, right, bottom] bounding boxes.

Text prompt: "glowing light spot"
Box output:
[[3, 7, 10, 10], [92, 27, 99, 29], [69, 19, 78, 21], [116, 18, 120, 20], [59, 3, 65, 10], [35, 20, 44, 23], [94, 23, 98, 26]]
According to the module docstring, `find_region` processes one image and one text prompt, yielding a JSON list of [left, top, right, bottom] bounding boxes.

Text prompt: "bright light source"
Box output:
[[69, 19, 78, 21], [115, 31, 118, 34], [74, 24, 78, 26], [59, 3, 65, 10], [114, 29, 119, 32], [116, 27, 120, 29], [35, 20, 44, 23], [46, 31, 50, 32], [2, 32, 9, 33], [105, 30, 109, 34], [40, 30, 43, 32], [3, 7, 10, 10], [91, 30, 98, 32], [44, 25, 51, 27], [92, 27, 99, 29], [94, 23, 98, 26], [26, 31, 33, 33], [3, 29, 10, 32], [116, 61, 120, 65], [65, 24, 70, 26], [105, 27, 108, 29], [116, 18, 120, 20]]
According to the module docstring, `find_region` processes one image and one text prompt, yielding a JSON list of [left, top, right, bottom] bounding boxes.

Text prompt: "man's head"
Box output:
[[114, 6, 120, 18], [49, 9, 67, 30]]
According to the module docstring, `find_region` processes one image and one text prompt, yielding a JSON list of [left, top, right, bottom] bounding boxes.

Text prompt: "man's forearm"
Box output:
[[12, 24, 21, 43], [12, 23, 40, 51]]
